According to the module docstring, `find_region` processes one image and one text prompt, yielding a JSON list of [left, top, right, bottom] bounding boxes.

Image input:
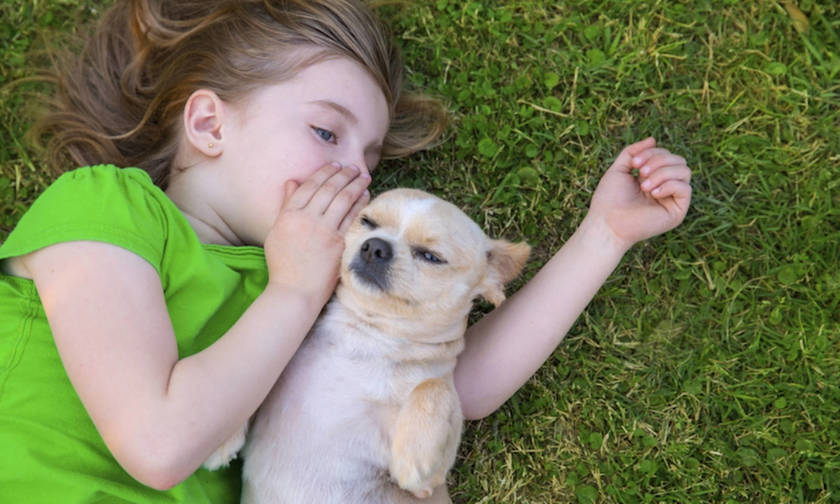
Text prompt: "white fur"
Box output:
[[203, 188, 529, 504], [397, 197, 436, 237], [240, 303, 460, 503]]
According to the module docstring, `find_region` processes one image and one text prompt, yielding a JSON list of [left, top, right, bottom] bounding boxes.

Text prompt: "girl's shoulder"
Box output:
[[49, 164, 165, 204], [0, 165, 194, 276]]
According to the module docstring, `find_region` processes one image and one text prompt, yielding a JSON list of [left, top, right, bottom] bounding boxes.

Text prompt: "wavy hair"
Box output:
[[31, 0, 448, 188]]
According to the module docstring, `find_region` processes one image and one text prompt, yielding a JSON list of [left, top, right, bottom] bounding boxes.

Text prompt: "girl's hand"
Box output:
[[587, 137, 692, 251], [264, 163, 371, 307]]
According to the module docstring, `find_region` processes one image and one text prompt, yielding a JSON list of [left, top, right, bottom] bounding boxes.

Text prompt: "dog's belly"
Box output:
[[241, 319, 413, 504]]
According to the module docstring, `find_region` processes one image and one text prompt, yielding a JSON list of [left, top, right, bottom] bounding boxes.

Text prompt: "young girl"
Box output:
[[0, 0, 691, 502]]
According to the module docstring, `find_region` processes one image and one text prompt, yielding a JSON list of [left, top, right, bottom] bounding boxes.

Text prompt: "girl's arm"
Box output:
[[455, 138, 692, 420], [23, 164, 369, 490], [455, 215, 627, 420]]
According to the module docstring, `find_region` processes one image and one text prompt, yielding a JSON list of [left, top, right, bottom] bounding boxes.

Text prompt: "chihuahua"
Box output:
[[206, 188, 530, 503]]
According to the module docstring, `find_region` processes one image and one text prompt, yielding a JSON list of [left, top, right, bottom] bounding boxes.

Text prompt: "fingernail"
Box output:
[[632, 156, 643, 166], [348, 164, 360, 173], [330, 161, 341, 169], [641, 180, 652, 190], [640, 165, 649, 176]]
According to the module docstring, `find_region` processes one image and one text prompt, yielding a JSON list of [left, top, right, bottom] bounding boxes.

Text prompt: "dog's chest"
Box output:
[[258, 302, 460, 448], [244, 290, 468, 501], [288, 311, 452, 407]]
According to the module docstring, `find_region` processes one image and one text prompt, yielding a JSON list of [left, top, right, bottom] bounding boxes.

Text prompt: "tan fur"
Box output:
[[205, 188, 530, 503], [390, 378, 461, 498], [479, 240, 532, 306]]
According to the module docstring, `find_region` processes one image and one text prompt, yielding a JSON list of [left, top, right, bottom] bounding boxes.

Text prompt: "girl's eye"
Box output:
[[360, 216, 378, 229], [413, 248, 446, 265], [312, 127, 336, 143]]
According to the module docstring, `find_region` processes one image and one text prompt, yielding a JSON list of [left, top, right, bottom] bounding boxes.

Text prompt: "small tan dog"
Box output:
[[206, 188, 529, 503]]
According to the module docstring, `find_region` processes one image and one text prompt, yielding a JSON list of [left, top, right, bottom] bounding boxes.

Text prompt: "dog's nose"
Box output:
[[360, 238, 393, 264]]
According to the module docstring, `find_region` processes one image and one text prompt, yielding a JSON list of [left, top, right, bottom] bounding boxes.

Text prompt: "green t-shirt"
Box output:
[[0, 165, 269, 503]]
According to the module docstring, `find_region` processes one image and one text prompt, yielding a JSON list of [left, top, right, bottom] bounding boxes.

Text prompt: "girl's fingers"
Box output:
[[631, 148, 682, 171], [609, 137, 657, 173], [285, 162, 342, 209], [321, 173, 371, 228], [306, 166, 367, 216], [281, 179, 299, 206], [639, 164, 692, 193], [650, 179, 692, 210], [279, 163, 371, 232], [624, 137, 657, 159], [338, 189, 371, 235]]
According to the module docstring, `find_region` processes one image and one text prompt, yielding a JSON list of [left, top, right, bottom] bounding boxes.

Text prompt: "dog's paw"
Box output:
[[389, 445, 447, 499], [203, 423, 248, 470], [390, 379, 461, 498]]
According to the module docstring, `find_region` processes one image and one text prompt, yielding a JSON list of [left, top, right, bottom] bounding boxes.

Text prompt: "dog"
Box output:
[[205, 188, 530, 503]]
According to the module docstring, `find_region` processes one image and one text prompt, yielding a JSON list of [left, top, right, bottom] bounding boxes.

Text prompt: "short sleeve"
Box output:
[[0, 165, 170, 275]]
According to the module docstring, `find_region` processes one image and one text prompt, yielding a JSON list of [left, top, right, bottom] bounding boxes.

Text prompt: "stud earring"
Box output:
[[208, 142, 215, 149]]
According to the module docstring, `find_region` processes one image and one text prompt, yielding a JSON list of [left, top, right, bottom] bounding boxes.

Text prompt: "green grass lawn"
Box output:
[[2, 1, 838, 502]]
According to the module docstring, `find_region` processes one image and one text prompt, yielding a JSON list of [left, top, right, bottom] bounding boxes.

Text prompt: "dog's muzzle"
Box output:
[[349, 237, 393, 291]]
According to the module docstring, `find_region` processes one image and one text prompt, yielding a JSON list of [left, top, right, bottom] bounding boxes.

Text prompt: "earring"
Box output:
[[208, 142, 215, 149]]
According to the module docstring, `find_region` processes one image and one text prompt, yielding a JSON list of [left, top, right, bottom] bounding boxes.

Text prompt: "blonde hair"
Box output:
[[31, 0, 447, 188]]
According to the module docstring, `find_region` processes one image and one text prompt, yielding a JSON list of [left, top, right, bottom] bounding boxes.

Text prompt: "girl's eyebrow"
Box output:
[[307, 100, 358, 125]]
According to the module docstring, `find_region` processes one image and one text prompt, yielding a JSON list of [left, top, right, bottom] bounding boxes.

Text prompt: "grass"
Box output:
[[2, 0, 839, 502]]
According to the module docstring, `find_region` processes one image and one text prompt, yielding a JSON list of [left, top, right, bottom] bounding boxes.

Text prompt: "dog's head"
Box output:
[[336, 189, 530, 338]]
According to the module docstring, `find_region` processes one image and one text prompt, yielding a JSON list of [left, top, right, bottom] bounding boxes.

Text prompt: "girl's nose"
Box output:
[[345, 156, 371, 179], [335, 143, 374, 178]]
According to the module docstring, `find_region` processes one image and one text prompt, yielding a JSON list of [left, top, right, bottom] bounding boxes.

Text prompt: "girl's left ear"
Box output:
[[478, 239, 531, 307], [183, 89, 226, 157]]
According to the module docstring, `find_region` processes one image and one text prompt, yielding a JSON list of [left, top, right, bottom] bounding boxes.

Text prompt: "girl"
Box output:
[[0, 0, 691, 502]]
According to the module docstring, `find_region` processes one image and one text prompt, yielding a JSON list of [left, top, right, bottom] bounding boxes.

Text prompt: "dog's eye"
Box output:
[[360, 216, 378, 229], [413, 248, 446, 265]]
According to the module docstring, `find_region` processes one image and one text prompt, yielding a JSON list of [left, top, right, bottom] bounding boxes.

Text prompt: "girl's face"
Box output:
[[209, 56, 390, 246]]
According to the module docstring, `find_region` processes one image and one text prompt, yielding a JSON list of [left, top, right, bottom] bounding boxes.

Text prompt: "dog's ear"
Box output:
[[478, 239, 531, 307]]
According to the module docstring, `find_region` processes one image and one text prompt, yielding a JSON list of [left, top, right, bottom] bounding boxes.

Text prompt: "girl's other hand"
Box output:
[[587, 137, 692, 251], [263, 163, 371, 307]]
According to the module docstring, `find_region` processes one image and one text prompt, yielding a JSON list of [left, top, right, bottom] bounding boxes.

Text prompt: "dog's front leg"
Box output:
[[203, 422, 249, 470], [389, 378, 462, 499]]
